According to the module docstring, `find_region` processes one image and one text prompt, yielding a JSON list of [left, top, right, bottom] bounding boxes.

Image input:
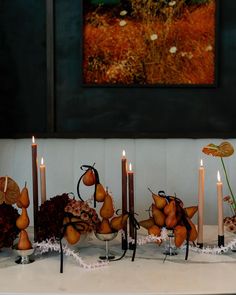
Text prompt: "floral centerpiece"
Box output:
[[37, 193, 101, 243], [64, 198, 100, 234], [202, 141, 236, 233]]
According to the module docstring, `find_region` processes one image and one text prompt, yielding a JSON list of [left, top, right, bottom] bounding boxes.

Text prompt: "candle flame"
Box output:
[[41, 157, 44, 165], [122, 150, 126, 157], [200, 159, 203, 167], [129, 163, 132, 172], [217, 170, 221, 182], [32, 136, 35, 144]]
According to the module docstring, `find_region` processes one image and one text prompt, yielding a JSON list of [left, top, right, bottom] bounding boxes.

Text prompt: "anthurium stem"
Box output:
[[221, 157, 236, 212]]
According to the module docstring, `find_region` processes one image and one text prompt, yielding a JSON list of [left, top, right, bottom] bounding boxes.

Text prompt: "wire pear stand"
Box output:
[[95, 232, 118, 261], [163, 229, 178, 256]]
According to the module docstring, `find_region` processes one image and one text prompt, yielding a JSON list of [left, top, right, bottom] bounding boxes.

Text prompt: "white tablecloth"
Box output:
[[1, 225, 236, 295]]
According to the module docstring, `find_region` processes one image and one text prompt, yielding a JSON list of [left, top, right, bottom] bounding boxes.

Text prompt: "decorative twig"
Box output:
[[221, 157, 236, 212]]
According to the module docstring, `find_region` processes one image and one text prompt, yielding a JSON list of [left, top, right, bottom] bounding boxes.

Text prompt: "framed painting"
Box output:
[[82, 0, 218, 86]]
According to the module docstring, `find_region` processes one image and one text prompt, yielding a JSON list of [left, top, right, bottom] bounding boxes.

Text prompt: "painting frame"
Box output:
[[82, 0, 219, 88], [45, 0, 236, 140]]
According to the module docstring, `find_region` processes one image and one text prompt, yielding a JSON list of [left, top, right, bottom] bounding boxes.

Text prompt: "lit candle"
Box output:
[[40, 157, 47, 205], [128, 163, 135, 249], [217, 171, 224, 247], [197, 159, 205, 247], [121, 150, 128, 250], [31, 136, 39, 241]]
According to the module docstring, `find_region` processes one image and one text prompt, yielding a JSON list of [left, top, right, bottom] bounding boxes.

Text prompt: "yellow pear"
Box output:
[[139, 218, 155, 230], [165, 211, 178, 229], [16, 207, 30, 230], [110, 214, 128, 231], [82, 169, 96, 186], [184, 206, 198, 219], [19, 184, 30, 208], [152, 204, 165, 227], [164, 200, 176, 215], [100, 193, 114, 219], [174, 225, 187, 247], [148, 188, 167, 210], [65, 225, 81, 245], [148, 225, 161, 236], [98, 218, 112, 234], [187, 218, 198, 241], [17, 230, 32, 250], [95, 183, 106, 202]]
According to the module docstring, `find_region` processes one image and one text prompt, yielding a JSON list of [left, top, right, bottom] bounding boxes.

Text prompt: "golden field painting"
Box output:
[[83, 0, 216, 85]]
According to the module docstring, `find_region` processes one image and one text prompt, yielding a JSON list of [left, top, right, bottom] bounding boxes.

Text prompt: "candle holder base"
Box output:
[[218, 235, 224, 247], [197, 242, 203, 249], [14, 248, 35, 264], [95, 232, 118, 261]]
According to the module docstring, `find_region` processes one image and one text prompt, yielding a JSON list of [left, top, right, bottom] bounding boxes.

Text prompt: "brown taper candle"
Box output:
[[121, 150, 128, 250], [31, 136, 39, 241], [128, 163, 135, 250]]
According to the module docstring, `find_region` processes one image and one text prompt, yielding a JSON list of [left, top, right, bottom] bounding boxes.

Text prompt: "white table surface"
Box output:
[[1, 225, 236, 295]]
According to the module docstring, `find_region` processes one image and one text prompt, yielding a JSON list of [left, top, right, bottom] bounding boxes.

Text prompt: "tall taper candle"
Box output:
[[128, 163, 135, 250], [197, 159, 205, 248], [121, 150, 128, 250], [40, 157, 47, 205], [217, 171, 224, 247], [31, 136, 39, 241]]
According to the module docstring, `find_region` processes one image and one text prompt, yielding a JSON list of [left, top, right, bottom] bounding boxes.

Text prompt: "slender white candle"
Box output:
[[197, 159, 205, 246], [40, 157, 46, 204], [217, 171, 224, 237]]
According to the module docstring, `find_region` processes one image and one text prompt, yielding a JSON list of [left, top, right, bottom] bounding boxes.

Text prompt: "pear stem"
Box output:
[[148, 187, 154, 194], [25, 181, 27, 188]]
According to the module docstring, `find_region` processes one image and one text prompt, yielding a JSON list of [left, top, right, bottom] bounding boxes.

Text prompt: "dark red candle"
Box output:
[[121, 150, 128, 250], [31, 136, 39, 241], [128, 163, 135, 249]]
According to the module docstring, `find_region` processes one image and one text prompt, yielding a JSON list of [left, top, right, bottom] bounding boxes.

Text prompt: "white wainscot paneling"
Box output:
[[0, 138, 236, 225]]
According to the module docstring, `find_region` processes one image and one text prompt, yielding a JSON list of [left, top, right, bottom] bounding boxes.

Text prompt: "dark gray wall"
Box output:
[[1, 0, 236, 138], [0, 0, 46, 137]]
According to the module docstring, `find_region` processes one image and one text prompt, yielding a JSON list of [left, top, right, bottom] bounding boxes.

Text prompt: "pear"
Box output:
[[16, 200, 22, 208], [148, 225, 162, 245], [174, 225, 187, 247], [170, 196, 184, 207], [110, 214, 128, 231], [65, 225, 81, 245], [98, 218, 112, 234], [164, 200, 176, 215], [16, 207, 30, 230], [148, 225, 161, 236], [184, 206, 198, 219], [17, 230, 32, 250], [95, 183, 106, 202], [152, 204, 165, 227], [19, 184, 30, 208], [165, 211, 178, 229], [148, 188, 167, 209], [100, 193, 114, 219], [187, 218, 198, 241], [82, 169, 96, 186], [139, 218, 155, 230]]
